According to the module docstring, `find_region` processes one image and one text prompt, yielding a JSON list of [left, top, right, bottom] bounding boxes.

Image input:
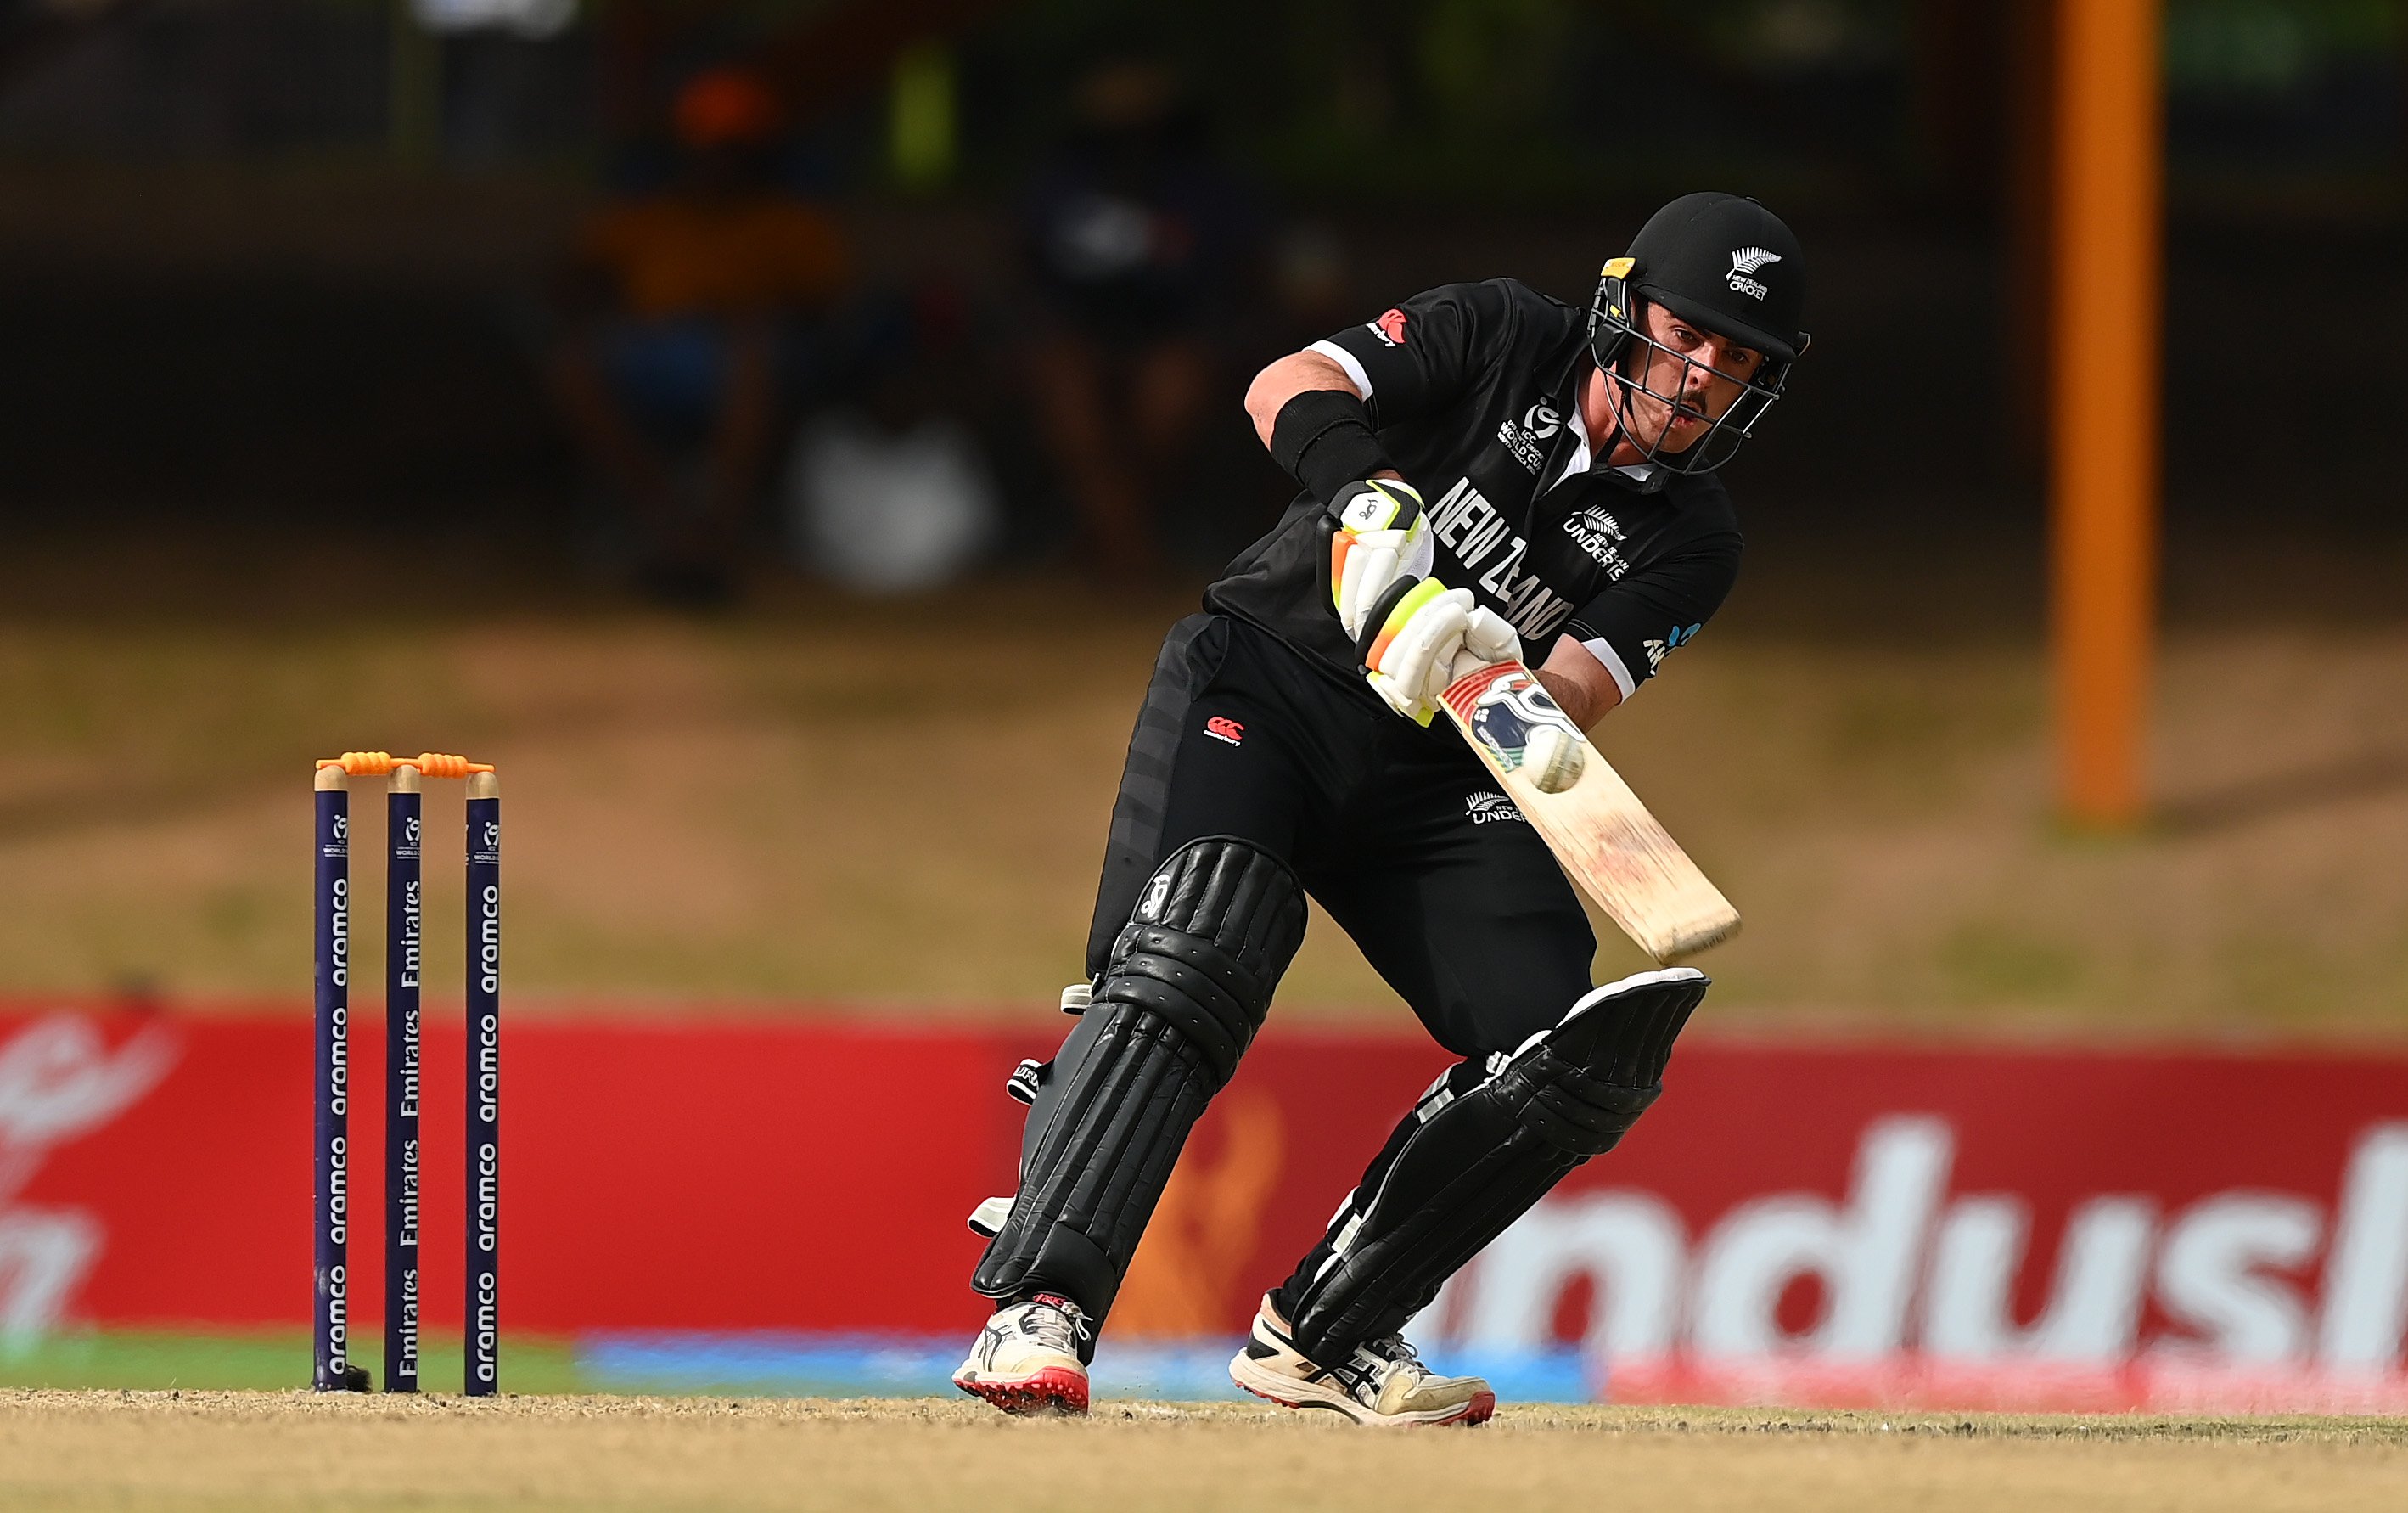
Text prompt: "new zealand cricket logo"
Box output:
[[1461, 670, 1580, 773]]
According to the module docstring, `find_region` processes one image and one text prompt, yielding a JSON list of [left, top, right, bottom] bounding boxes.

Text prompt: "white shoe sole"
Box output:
[[1227, 1347, 1496, 1427]]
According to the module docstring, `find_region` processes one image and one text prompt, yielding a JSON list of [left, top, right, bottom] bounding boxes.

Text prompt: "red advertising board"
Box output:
[[3, 999, 2404, 1410]]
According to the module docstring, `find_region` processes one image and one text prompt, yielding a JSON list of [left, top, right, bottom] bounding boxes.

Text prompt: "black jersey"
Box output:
[[1206, 277, 1743, 706]]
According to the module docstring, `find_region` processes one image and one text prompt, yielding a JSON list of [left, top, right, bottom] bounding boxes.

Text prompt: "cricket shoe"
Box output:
[[953, 1293, 1092, 1415], [1228, 1296, 1495, 1426]]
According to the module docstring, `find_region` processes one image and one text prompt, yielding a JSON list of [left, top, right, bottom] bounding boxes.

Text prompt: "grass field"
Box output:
[[3, 575, 2406, 1032], [0, 1330, 587, 1396], [3, 1392, 2405, 1512]]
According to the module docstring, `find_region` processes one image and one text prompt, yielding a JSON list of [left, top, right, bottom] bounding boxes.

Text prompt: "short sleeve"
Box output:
[[1310, 281, 1513, 426], [1558, 537, 1743, 700]]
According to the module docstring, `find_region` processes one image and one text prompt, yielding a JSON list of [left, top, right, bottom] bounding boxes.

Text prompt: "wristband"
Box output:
[[1269, 388, 1397, 507]]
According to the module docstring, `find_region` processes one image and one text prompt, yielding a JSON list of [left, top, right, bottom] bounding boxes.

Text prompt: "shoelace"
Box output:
[[1359, 1334, 1430, 1382], [1024, 1301, 1092, 1357]]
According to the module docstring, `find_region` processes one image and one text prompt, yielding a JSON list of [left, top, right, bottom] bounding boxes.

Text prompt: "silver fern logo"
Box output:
[[1465, 790, 1525, 824], [1563, 502, 1628, 572], [1726, 246, 1781, 300]]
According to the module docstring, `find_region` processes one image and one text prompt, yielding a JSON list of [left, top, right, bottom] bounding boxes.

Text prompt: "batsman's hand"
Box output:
[[1329, 478, 1434, 641], [1357, 578, 1522, 725]]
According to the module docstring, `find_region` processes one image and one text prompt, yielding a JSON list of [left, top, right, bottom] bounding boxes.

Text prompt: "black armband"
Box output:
[[1269, 388, 1396, 508]]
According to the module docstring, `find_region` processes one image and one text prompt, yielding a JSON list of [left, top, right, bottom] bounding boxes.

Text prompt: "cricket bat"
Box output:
[[1434, 659, 1739, 964]]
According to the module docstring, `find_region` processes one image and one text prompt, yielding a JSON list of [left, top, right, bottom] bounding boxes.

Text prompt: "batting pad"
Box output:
[[971, 836, 1305, 1325]]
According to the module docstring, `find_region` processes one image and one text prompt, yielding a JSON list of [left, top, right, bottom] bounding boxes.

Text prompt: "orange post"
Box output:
[[2050, 0, 2164, 828]]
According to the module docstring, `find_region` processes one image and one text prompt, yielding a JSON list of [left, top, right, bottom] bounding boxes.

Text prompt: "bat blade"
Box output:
[[1435, 659, 1739, 963]]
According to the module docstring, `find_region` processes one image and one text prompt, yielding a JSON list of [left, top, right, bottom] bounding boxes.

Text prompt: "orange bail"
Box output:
[[316, 751, 496, 778]]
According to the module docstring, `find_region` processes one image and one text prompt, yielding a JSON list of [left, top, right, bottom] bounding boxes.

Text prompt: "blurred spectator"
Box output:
[[1019, 61, 1260, 579], [781, 280, 1001, 593], [1268, 221, 1354, 348], [546, 66, 849, 605]]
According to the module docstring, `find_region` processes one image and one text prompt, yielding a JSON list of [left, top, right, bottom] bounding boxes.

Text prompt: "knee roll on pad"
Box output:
[[972, 835, 1305, 1319], [1287, 967, 1708, 1362]]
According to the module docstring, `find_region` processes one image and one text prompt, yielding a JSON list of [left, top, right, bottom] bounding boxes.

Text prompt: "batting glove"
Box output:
[[1329, 479, 1435, 641], [1358, 578, 1522, 725]]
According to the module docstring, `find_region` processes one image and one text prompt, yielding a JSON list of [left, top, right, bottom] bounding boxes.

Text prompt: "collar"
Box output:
[[1556, 378, 1662, 493]]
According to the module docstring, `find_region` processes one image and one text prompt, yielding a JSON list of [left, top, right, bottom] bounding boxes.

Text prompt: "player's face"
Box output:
[[1612, 303, 1765, 454]]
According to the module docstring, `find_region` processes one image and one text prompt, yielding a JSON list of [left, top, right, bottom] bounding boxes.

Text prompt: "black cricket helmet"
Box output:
[[1586, 191, 1810, 475]]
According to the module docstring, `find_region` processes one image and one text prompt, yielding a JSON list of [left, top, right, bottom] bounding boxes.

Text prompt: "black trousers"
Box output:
[[1085, 614, 1600, 1321]]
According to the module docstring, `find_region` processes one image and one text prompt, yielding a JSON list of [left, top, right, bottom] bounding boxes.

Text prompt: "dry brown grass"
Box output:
[[3, 1391, 2405, 1513], [2, 582, 2404, 1034]]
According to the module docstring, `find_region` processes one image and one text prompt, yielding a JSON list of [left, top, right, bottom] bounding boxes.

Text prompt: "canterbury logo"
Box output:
[[1726, 247, 1780, 301]]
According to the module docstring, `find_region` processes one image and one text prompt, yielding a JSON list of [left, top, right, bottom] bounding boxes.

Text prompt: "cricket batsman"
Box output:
[[955, 192, 1808, 1424]]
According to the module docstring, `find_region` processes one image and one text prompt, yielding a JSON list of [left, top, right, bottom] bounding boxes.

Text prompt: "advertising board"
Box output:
[[3, 1002, 2401, 1409]]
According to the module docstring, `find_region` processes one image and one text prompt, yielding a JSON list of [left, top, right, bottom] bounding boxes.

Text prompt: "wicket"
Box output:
[[312, 751, 501, 1395]]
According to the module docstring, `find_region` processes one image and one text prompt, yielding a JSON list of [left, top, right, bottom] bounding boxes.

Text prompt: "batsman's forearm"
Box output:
[[1534, 666, 1606, 732], [1535, 637, 1627, 732]]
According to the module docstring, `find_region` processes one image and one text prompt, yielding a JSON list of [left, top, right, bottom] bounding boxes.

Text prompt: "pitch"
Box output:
[[2, 1391, 2402, 1512]]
